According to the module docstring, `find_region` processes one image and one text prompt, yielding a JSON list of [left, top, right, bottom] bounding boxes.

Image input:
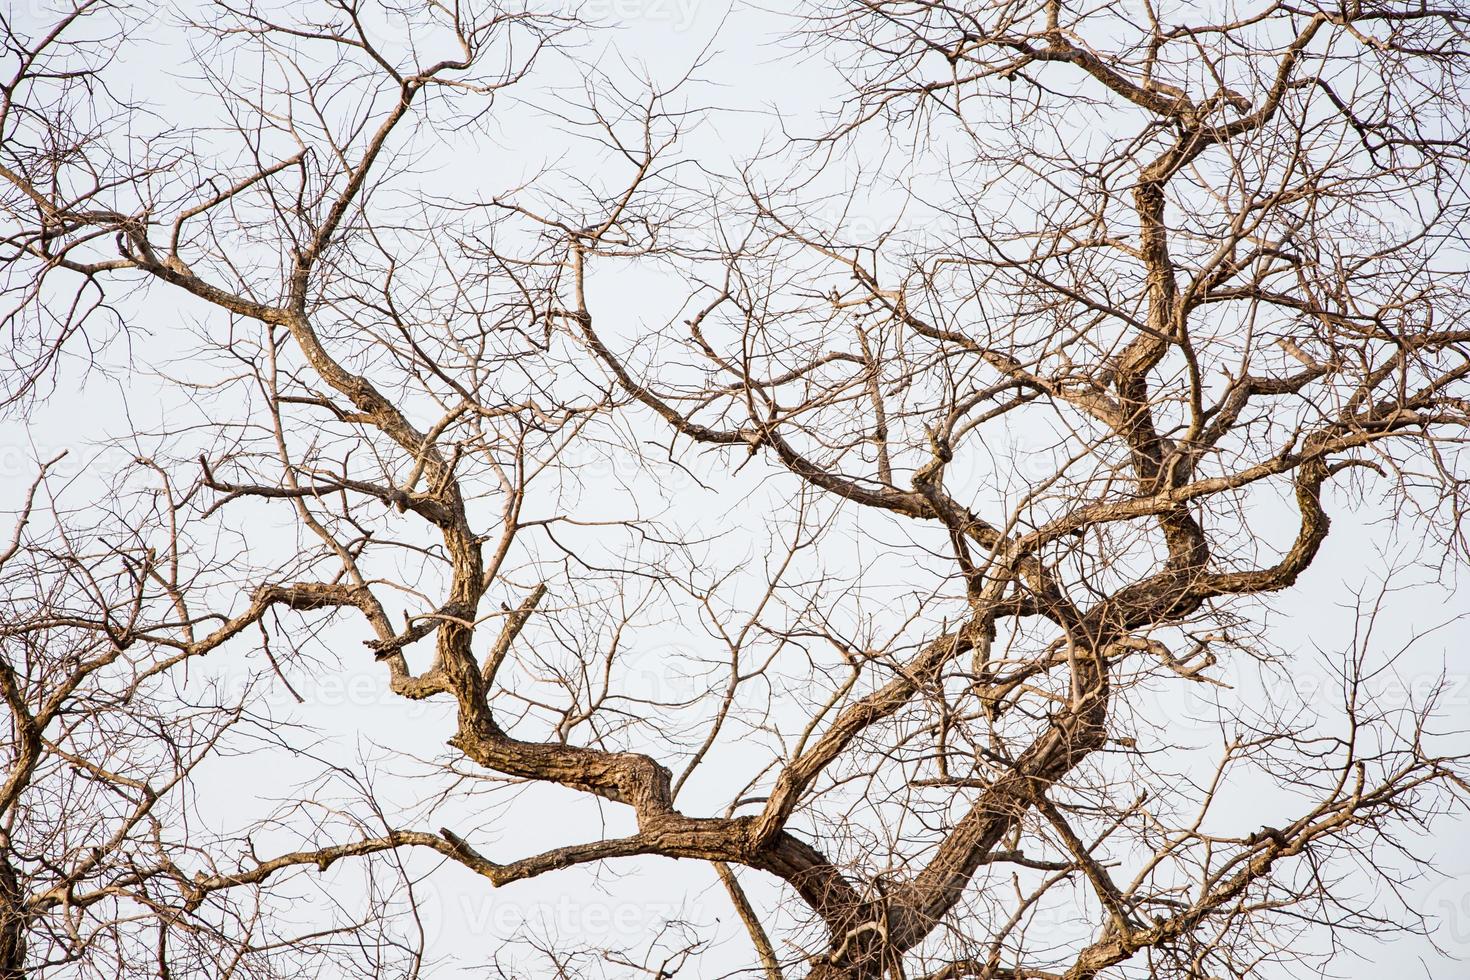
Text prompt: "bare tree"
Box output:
[[2, 1, 1469, 978]]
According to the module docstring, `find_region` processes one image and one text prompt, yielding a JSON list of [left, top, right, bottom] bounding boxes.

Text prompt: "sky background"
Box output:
[[4, 0, 1470, 977]]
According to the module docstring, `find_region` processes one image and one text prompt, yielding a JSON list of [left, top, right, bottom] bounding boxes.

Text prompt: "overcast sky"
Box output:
[[4, 1, 1469, 977]]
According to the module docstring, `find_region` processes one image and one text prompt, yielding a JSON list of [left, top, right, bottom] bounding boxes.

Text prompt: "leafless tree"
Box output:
[[2, 1, 1469, 978]]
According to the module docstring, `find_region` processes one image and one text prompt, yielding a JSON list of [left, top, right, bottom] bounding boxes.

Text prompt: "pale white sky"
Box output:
[[5, 1, 1469, 977]]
